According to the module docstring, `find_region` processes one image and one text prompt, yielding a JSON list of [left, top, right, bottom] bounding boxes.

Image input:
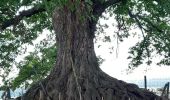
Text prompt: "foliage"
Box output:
[[12, 45, 56, 89], [105, 0, 170, 68], [0, 0, 52, 85], [1, 0, 170, 91]]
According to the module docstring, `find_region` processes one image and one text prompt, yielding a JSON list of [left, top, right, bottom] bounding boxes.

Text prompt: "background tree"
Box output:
[[1, 0, 170, 100]]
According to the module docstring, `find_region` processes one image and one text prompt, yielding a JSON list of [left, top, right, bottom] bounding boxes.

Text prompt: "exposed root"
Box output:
[[22, 70, 165, 100]]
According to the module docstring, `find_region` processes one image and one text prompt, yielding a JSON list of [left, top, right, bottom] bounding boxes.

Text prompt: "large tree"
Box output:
[[1, 0, 170, 99]]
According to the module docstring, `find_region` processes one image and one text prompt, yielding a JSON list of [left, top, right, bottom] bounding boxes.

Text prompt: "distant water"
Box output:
[[0, 88, 26, 99], [126, 78, 170, 96], [0, 91, 3, 100], [126, 78, 170, 89]]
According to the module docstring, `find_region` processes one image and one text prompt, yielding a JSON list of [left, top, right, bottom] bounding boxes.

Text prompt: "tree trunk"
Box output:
[[23, 2, 165, 100]]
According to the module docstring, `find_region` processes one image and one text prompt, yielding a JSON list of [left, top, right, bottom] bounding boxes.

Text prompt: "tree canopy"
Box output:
[[1, 0, 170, 90]]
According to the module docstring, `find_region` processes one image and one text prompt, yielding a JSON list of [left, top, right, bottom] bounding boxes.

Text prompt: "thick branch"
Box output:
[[103, 0, 122, 8], [89, 0, 122, 35], [92, 0, 122, 17], [0, 6, 46, 31]]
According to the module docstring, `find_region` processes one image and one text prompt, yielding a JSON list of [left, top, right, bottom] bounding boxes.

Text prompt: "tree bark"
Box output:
[[23, 1, 165, 100]]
